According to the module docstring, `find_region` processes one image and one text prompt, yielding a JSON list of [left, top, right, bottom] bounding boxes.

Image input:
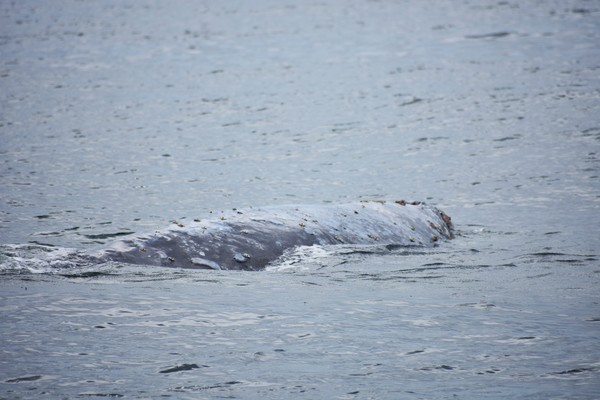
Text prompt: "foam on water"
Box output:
[[266, 245, 334, 272], [0, 244, 81, 274]]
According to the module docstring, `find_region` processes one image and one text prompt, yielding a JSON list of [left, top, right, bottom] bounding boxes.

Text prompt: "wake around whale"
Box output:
[[85, 200, 453, 271]]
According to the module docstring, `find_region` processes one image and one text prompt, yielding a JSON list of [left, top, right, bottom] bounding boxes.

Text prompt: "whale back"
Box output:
[[96, 201, 453, 270]]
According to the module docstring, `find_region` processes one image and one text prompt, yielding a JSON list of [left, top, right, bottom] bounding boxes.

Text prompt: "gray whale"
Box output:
[[92, 200, 453, 270]]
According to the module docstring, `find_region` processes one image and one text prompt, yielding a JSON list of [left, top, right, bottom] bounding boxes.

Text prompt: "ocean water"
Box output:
[[1, 0, 599, 398]]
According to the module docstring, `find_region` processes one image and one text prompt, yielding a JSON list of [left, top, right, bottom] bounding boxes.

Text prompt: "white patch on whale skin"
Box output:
[[190, 257, 222, 270]]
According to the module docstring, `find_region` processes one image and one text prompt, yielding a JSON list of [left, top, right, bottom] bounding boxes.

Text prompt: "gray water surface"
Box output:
[[1, 0, 599, 398]]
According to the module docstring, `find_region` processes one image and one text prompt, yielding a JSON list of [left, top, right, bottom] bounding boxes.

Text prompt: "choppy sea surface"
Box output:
[[1, 1, 599, 398]]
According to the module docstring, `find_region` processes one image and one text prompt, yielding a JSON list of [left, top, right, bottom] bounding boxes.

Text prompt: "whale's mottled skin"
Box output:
[[92, 200, 453, 270]]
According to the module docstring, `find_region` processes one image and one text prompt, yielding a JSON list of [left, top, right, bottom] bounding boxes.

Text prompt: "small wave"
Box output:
[[82, 231, 135, 240], [520, 251, 597, 266]]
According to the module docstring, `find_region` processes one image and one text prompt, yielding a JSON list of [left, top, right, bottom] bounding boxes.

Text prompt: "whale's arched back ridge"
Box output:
[[95, 200, 453, 270]]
